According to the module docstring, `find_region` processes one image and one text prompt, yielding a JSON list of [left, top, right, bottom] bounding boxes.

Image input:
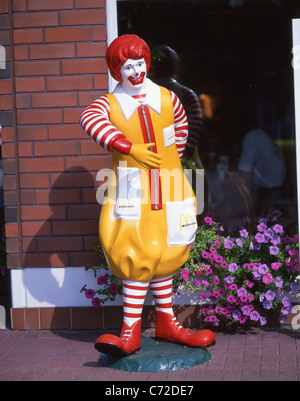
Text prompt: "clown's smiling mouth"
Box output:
[[128, 72, 145, 86]]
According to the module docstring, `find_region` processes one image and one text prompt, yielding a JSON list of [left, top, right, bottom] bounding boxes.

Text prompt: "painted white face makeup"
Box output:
[[120, 58, 147, 93]]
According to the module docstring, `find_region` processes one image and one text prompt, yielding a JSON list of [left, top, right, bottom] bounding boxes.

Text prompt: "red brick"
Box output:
[[19, 157, 64, 173], [17, 109, 62, 124], [13, 12, 58, 28], [29, 43, 75, 60], [18, 126, 47, 141], [15, 77, 45, 92], [61, 59, 107, 74], [80, 140, 108, 155], [0, 0, 8, 13], [76, 42, 106, 58], [21, 205, 66, 220], [66, 156, 110, 171], [13, 45, 28, 61], [63, 108, 82, 123], [48, 124, 86, 140], [22, 237, 36, 252], [34, 141, 79, 156], [4, 191, 17, 206], [94, 75, 108, 90], [47, 75, 92, 91], [31, 92, 77, 108], [3, 175, 17, 190], [50, 172, 96, 188], [20, 190, 35, 204], [79, 91, 105, 107], [52, 221, 97, 236], [12, 0, 26, 12], [14, 29, 43, 44], [37, 237, 83, 251], [0, 95, 12, 110], [28, 0, 73, 10], [92, 26, 106, 41], [16, 94, 31, 109], [67, 204, 100, 219], [75, 0, 105, 8], [45, 27, 90, 43], [23, 253, 68, 267], [5, 223, 19, 238], [82, 188, 98, 203], [15, 60, 60, 76], [18, 142, 33, 157], [0, 79, 12, 94], [60, 10, 105, 26], [35, 189, 81, 204], [20, 174, 49, 189], [1, 127, 14, 142], [22, 221, 51, 237], [2, 159, 16, 175], [6, 238, 20, 254], [1, 143, 15, 158]]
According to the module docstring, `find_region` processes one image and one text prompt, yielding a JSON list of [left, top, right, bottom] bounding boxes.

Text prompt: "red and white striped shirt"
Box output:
[[80, 89, 188, 159]]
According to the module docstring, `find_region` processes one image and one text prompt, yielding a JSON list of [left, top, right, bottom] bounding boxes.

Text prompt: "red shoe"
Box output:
[[94, 319, 141, 357], [155, 310, 215, 348]]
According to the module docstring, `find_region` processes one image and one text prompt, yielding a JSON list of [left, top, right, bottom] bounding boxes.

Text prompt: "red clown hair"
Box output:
[[106, 34, 151, 82]]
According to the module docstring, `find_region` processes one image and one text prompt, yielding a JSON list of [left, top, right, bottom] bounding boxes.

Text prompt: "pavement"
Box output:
[[0, 324, 299, 382]]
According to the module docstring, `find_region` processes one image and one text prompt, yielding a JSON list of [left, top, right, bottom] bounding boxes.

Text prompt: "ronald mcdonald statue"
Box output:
[[80, 34, 215, 357]]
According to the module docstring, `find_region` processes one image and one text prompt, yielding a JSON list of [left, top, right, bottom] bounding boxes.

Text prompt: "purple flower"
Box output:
[[274, 277, 283, 288], [257, 222, 267, 232], [282, 296, 291, 307], [232, 310, 241, 320], [258, 264, 269, 274], [236, 238, 243, 247], [290, 281, 299, 293], [241, 305, 251, 316], [224, 236, 235, 249], [224, 275, 234, 284], [239, 229, 249, 238], [279, 315, 288, 323], [273, 224, 284, 234], [228, 263, 239, 273], [271, 236, 281, 246], [250, 311, 260, 321], [265, 290, 276, 300], [281, 306, 293, 315], [237, 287, 247, 297], [252, 268, 262, 281], [269, 245, 279, 255], [255, 232, 265, 243], [263, 300, 272, 310], [260, 316, 267, 326]]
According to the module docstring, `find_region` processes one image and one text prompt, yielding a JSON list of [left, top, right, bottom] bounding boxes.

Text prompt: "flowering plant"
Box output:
[[173, 211, 299, 327], [80, 243, 123, 307]]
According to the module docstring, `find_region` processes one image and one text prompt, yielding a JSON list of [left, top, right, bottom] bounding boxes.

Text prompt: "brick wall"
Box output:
[[1, 0, 111, 270]]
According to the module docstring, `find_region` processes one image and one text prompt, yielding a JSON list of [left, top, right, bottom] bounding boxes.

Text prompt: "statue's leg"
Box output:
[[94, 280, 149, 356], [149, 275, 216, 348]]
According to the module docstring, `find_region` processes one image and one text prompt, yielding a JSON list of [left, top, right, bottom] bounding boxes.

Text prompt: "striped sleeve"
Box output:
[[79, 95, 125, 152], [181, 89, 203, 151], [169, 90, 189, 159]]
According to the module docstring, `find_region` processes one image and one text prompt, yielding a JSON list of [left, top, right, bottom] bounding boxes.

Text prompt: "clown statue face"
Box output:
[[120, 58, 147, 95]]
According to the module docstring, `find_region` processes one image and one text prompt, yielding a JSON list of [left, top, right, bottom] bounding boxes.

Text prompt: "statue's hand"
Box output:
[[130, 143, 162, 169]]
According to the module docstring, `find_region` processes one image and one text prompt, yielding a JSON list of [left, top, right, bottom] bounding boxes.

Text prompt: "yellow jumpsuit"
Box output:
[[99, 86, 197, 282]]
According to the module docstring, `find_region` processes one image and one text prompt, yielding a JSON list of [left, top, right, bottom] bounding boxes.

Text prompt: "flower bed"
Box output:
[[173, 212, 299, 327], [81, 211, 299, 328]]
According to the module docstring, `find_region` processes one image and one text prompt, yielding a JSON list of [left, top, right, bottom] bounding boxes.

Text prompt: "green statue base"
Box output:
[[99, 336, 212, 372]]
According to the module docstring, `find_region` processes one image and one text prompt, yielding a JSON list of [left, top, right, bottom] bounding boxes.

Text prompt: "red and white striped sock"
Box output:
[[149, 275, 174, 316], [122, 280, 149, 327]]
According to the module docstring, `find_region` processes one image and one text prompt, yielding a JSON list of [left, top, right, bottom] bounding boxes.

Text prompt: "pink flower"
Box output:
[[85, 289, 95, 299], [181, 268, 189, 281], [97, 273, 109, 285], [194, 278, 201, 287], [227, 295, 235, 303], [214, 254, 223, 263], [262, 273, 273, 285], [204, 216, 212, 223], [210, 246, 216, 254], [92, 297, 101, 307], [271, 262, 281, 270], [214, 240, 222, 247], [221, 261, 228, 268], [110, 284, 119, 295], [199, 293, 207, 301], [213, 276, 220, 285]]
